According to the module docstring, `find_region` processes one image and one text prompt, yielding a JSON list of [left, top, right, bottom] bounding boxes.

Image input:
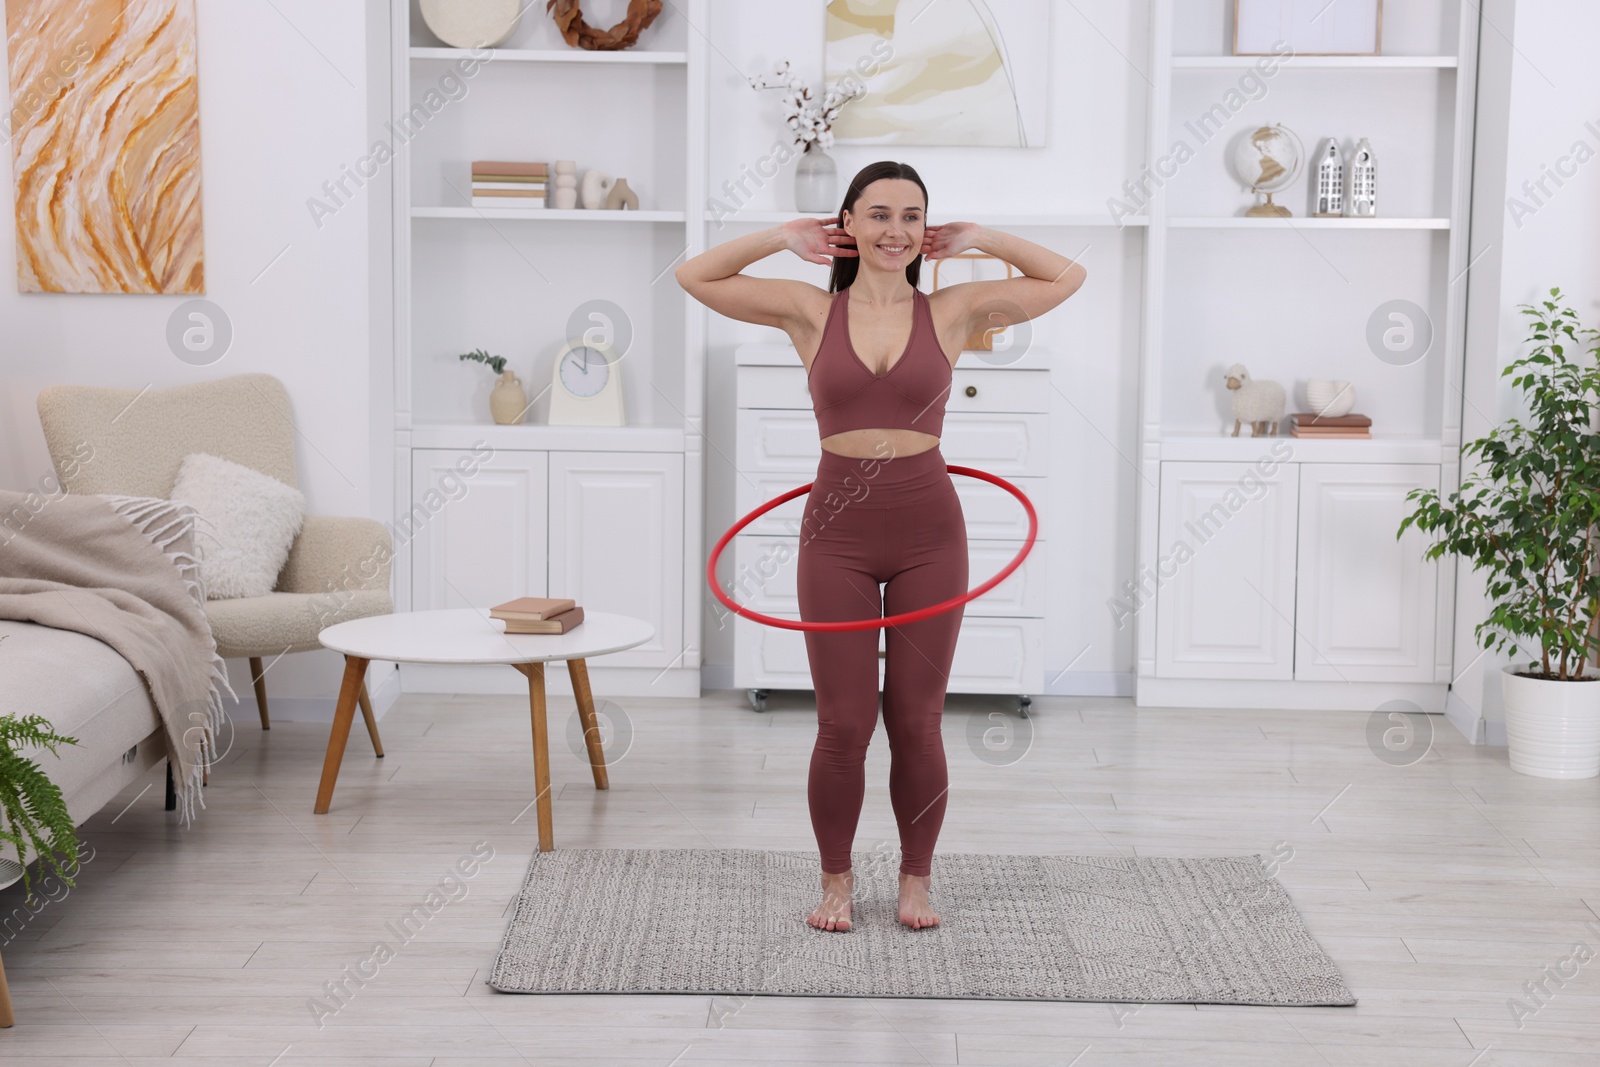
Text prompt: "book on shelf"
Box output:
[[1291, 428, 1372, 438], [467, 179, 550, 189], [471, 187, 547, 198], [491, 596, 576, 621], [472, 181, 549, 192], [472, 198, 546, 209], [1288, 412, 1372, 438], [470, 173, 548, 184], [471, 160, 548, 177], [1288, 412, 1371, 428], [502, 606, 585, 635]]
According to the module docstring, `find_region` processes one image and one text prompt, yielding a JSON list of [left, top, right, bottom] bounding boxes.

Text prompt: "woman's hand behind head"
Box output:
[[782, 215, 859, 265]]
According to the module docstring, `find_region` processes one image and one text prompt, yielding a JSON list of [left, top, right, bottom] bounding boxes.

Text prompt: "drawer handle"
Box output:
[[964, 385, 977, 397]]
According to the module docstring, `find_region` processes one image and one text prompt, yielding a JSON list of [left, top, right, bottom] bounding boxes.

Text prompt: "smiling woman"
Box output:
[[676, 158, 1085, 937]]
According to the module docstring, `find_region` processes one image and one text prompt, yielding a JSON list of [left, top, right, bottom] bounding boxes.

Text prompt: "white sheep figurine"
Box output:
[[1223, 363, 1284, 437]]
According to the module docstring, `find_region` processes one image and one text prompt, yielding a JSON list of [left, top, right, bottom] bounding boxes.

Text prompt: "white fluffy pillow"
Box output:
[[170, 453, 306, 600]]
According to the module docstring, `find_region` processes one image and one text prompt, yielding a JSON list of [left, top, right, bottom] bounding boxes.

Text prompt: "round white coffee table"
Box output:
[[316, 608, 655, 851]]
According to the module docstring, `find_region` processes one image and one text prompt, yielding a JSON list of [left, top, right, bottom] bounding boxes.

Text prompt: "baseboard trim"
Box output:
[[1135, 677, 1448, 712], [1044, 670, 1134, 697], [226, 662, 403, 724], [1444, 689, 1487, 745]]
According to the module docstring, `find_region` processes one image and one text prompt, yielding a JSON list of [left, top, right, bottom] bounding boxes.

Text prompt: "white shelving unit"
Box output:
[[388, 0, 708, 699], [1133, 0, 1479, 710]]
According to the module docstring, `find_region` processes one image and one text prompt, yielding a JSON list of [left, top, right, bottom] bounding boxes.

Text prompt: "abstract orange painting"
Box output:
[[6, 0, 205, 293]]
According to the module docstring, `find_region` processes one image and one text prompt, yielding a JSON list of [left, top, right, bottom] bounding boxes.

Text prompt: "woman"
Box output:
[[677, 161, 1086, 931]]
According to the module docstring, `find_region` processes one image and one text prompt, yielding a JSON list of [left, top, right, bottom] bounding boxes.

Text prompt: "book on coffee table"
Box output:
[[502, 606, 585, 634], [491, 596, 576, 621]]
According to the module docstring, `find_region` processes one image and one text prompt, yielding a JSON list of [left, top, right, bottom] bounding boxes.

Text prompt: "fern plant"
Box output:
[[0, 713, 81, 900], [458, 347, 508, 375], [1398, 287, 1600, 680]]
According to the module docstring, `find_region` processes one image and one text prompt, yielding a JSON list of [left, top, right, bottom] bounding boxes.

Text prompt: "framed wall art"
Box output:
[[1234, 0, 1382, 57], [6, 0, 206, 294]]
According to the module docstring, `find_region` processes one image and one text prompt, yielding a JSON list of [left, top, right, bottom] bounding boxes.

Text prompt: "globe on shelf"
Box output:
[[1230, 123, 1305, 218]]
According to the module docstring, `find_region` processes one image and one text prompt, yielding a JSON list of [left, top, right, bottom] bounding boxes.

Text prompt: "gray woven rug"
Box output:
[[487, 849, 1355, 1005]]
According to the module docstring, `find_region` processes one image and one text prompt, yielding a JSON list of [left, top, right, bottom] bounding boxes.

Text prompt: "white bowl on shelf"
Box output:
[[1304, 379, 1356, 417]]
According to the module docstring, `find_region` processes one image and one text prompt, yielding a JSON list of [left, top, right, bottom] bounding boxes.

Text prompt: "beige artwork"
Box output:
[[825, 0, 1049, 147], [6, 0, 205, 293]]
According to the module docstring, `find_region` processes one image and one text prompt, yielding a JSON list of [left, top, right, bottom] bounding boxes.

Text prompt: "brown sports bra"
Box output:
[[807, 287, 952, 439]]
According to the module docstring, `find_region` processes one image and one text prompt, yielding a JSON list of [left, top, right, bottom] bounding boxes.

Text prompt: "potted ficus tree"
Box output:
[[0, 713, 82, 898], [1399, 287, 1600, 778]]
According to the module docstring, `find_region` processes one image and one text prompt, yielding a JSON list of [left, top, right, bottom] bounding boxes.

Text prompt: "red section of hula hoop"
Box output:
[[707, 464, 1038, 632]]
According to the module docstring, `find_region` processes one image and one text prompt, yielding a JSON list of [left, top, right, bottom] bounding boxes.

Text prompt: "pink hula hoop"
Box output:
[[707, 465, 1038, 632]]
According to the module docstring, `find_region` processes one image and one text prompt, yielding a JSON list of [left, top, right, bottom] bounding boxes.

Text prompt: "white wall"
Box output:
[[0, 0, 392, 711], [1452, 0, 1600, 740]]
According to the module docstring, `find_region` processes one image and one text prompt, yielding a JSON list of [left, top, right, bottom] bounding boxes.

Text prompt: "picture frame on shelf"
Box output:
[[1233, 0, 1382, 57]]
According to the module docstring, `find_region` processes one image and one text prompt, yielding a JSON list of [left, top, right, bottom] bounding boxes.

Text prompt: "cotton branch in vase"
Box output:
[[748, 59, 866, 151]]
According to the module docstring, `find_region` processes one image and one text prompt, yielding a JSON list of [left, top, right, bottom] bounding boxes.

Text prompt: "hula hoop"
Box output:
[[707, 465, 1038, 632]]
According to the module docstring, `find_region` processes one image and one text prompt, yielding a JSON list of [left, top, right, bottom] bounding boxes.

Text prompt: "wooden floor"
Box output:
[[2, 688, 1598, 1065]]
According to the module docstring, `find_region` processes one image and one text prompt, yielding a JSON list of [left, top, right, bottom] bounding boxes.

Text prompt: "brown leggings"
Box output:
[[796, 444, 967, 878]]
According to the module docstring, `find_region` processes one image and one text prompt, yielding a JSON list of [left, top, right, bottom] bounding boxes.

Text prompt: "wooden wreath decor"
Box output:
[[546, 0, 662, 51]]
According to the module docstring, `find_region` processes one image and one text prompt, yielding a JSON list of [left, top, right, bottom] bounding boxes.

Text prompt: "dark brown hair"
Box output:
[[827, 161, 929, 294]]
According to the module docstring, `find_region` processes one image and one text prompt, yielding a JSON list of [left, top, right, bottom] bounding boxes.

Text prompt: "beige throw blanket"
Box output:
[[0, 491, 232, 823]]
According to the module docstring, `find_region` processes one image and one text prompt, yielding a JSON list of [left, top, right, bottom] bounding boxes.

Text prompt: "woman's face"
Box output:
[[843, 179, 926, 273]]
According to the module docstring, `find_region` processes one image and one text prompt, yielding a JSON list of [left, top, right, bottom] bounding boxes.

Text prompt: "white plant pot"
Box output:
[[1500, 664, 1600, 778]]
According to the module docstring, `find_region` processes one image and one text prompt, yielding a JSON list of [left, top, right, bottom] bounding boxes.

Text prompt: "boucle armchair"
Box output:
[[36, 374, 387, 753]]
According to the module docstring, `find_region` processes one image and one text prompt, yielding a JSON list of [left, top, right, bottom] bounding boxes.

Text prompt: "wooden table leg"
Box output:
[[514, 662, 555, 852], [0, 942, 13, 1027], [356, 682, 384, 757], [314, 656, 369, 814], [567, 657, 610, 790]]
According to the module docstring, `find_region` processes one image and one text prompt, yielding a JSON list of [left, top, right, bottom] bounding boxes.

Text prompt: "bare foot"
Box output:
[[807, 869, 853, 931], [898, 871, 940, 929]]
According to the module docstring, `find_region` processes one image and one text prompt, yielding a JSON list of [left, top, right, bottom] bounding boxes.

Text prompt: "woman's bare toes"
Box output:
[[897, 871, 940, 929], [807, 869, 853, 931]]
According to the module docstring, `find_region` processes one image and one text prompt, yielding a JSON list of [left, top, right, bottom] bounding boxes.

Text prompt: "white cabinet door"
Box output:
[[1155, 461, 1299, 679], [547, 451, 683, 668], [410, 448, 547, 611], [1295, 463, 1440, 682]]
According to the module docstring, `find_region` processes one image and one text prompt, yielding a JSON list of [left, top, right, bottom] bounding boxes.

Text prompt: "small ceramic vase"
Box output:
[[490, 370, 526, 424], [605, 178, 639, 210], [554, 160, 578, 209], [1305, 380, 1356, 418], [795, 144, 836, 213]]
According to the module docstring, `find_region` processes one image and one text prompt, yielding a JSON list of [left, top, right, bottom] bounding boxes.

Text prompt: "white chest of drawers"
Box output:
[[729, 342, 1050, 713]]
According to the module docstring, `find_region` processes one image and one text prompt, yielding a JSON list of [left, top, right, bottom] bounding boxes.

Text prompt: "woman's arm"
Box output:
[[675, 219, 854, 331], [925, 223, 1087, 331]]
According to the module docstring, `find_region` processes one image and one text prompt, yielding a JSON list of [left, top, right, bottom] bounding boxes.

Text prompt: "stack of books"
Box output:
[[1289, 413, 1372, 439], [471, 161, 548, 209], [489, 596, 584, 634]]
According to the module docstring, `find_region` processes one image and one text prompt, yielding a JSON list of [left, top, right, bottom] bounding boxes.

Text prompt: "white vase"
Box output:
[[1501, 664, 1600, 778], [794, 144, 836, 213], [1305, 379, 1356, 418]]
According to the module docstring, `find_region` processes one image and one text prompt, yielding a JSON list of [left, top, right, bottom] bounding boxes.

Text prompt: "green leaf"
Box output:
[[0, 714, 82, 900]]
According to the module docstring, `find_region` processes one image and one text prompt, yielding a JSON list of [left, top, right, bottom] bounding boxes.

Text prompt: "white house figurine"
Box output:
[[1347, 137, 1376, 217], [1314, 139, 1343, 217]]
